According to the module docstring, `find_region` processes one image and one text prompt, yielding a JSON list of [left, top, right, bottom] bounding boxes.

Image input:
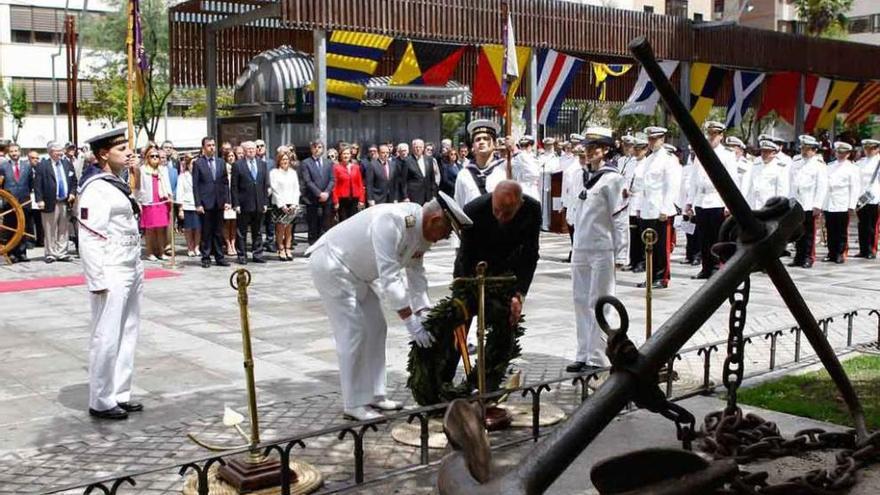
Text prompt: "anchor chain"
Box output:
[[697, 276, 880, 494]]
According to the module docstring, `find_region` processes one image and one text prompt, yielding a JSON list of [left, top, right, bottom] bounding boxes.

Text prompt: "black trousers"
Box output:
[[199, 208, 225, 262], [236, 210, 264, 258], [857, 204, 878, 255], [794, 213, 817, 264], [26, 208, 43, 247], [263, 211, 275, 246], [337, 198, 359, 222], [640, 218, 671, 284], [695, 207, 724, 275], [306, 201, 333, 245], [2, 205, 25, 257], [824, 211, 850, 260], [684, 214, 701, 261], [629, 215, 644, 268]]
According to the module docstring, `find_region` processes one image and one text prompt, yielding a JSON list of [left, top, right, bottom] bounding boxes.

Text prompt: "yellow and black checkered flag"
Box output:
[[690, 63, 727, 124]]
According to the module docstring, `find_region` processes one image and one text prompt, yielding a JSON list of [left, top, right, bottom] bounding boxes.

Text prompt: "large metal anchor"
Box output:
[[437, 35, 868, 495]]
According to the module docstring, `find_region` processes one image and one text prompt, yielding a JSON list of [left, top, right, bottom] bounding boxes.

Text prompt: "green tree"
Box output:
[[1, 83, 29, 142], [795, 0, 853, 37], [80, 0, 172, 142]]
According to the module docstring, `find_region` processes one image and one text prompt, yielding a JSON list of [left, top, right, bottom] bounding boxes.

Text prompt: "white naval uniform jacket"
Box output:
[[824, 159, 861, 212], [741, 158, 790, 210], [686, 144, 738, 209], [790, 155, 828, 212], [734, 155, 752, 191], [561, 161, 586, 225], [306, 203, 432, 312], [77, 174, 143, 291], [511, 150, 542, 200], [638, 148, 680, 220], [572, 166, 625, 257], [858, 155, 880, 206], [629, 157, 647, 217], [453, 158, 508, 208]]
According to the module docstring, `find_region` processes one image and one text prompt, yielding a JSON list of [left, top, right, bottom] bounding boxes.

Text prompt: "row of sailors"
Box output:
[[556, 121, 880, 288]]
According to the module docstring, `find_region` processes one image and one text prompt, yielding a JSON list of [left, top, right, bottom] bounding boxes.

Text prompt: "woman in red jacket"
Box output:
[[332, 144, 365, 222]]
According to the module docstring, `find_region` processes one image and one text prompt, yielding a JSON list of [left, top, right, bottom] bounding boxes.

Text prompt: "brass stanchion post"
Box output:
[[165, 200, 177, 269], [642, 228, 657, 339]]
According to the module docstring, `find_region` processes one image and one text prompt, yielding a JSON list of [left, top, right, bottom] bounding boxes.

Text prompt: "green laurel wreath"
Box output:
[[405, 280, 525, 407]]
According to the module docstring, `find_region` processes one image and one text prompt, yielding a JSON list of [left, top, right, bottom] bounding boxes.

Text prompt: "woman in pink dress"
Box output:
[[137, 144, 172, 261]]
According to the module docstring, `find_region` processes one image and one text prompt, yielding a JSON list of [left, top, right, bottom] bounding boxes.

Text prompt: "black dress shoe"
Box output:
[[215, 259, 231, 267], [821, 256, 834, 262], [237, 256, 247, 265], [852, 252, 867, 258], [89, 406, 128, 420], [691, 271, 712, 280], [690, 259, 702, 266], [835, 257, 845, 264], [868, 254, 877, 260], [118, 401, 143, 412], [802, 261, 813, 268], [201, 259, 211, 268], [566, 361, 587, 373], [16, 255, 29, 262], [251, 256, 266, 264]]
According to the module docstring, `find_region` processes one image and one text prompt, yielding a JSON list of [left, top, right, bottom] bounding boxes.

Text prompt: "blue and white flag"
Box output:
[[725, 70, 765, 128], [619, 61, 678, 116]]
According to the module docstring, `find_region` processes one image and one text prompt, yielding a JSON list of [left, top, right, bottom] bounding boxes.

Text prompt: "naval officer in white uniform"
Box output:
[[77, 128, 144, 420], [308, 191, 472, 421], [566, 127, 625, 373]]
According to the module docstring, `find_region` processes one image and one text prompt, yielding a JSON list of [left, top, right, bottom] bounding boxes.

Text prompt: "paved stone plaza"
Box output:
[[2, 229, 880, 493]]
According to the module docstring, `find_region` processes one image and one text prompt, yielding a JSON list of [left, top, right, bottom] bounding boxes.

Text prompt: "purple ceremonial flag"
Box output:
[[132, 0, 149, 73]]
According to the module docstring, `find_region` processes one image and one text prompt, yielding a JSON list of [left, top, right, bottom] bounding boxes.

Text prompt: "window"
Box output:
[[713, 0, 724, 14], [644, 5, 655, 14], [849, 16, 872, 34], [666, 0, 689, 18], [9, 6, 83, 45], [694, 12, 704, 22]]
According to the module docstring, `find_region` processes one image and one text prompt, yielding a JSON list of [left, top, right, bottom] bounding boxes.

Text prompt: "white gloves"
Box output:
[[404, 314, 435, 348]]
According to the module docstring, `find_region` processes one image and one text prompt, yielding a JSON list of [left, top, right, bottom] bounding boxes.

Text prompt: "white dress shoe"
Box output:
[[343, 406, 382, 421], [370, 398, 403, 411]]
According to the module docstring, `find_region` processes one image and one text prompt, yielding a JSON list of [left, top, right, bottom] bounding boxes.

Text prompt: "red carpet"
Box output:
[[0, 268, 180, 293]]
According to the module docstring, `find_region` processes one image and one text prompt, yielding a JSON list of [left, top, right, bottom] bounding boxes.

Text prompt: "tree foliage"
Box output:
[[795, 0, 854, 37], [79, 0, 172, 142], [1, 83, 29, 142]]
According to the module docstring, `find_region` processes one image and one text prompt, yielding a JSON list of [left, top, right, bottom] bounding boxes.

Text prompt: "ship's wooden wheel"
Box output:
[[0, 189, 36, 263]]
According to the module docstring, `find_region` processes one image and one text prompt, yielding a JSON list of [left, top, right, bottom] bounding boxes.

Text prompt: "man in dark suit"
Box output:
[[0, 143, 33, 262], [400, 139, 438, 205], [34, 141, 77, 262], [192, 137, 231, 268], [366, 144, 398, 205], [454, 180, 542, 326], [300, 140, 335, 245], [231, 141, 270, 264]]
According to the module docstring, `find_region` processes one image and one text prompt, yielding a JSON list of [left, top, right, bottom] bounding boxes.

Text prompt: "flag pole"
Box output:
[[126, 0, 137, 190], [503, 0, 513, 179]]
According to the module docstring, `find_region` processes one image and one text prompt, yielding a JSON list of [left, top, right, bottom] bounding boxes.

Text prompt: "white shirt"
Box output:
[[824, 159, 861, 212], [858, 154, 880, 206], [269, 167, 301, 206], [790, 155, 828, 211], [136, 166, 172, 205], [306, 203, 432, 312], [561, 161, 586, 225], [572, 166, 625, 257], [639, 147, 680, 219], [687, 144, 739, 209], [175, 171, 196, 210], [740, 158, 790, 210], [77, 174, 142, 292], [511, 150, 541, 200], [453, 158, 507, 208]]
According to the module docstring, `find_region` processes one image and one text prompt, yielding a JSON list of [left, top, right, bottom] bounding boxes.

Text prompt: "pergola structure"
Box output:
[[170, 0, 880, 143]]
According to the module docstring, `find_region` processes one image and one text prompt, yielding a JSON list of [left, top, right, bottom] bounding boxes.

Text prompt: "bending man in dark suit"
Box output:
[[231, 141, 270, 264], [454, 180, 542, 326], [400, 139, 438, 205], [300, 140, 335, 245], [0, 143, 33, 262], [34, 141, 77, 262], [365, 144, 398, 205], [191, 137, 231, 268]]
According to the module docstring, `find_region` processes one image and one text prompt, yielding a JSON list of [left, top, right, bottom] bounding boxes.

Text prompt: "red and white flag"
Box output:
[[804, 76, 832, 133], [535, 49, 583, 126]]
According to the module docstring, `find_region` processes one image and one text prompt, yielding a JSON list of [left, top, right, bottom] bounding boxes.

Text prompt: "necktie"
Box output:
[[384, 161, 389, 180], [14, 163, 20, 181], [249, 160, 257, 180], [55, 162, 67, 199], [209, 158, 216, 178]]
